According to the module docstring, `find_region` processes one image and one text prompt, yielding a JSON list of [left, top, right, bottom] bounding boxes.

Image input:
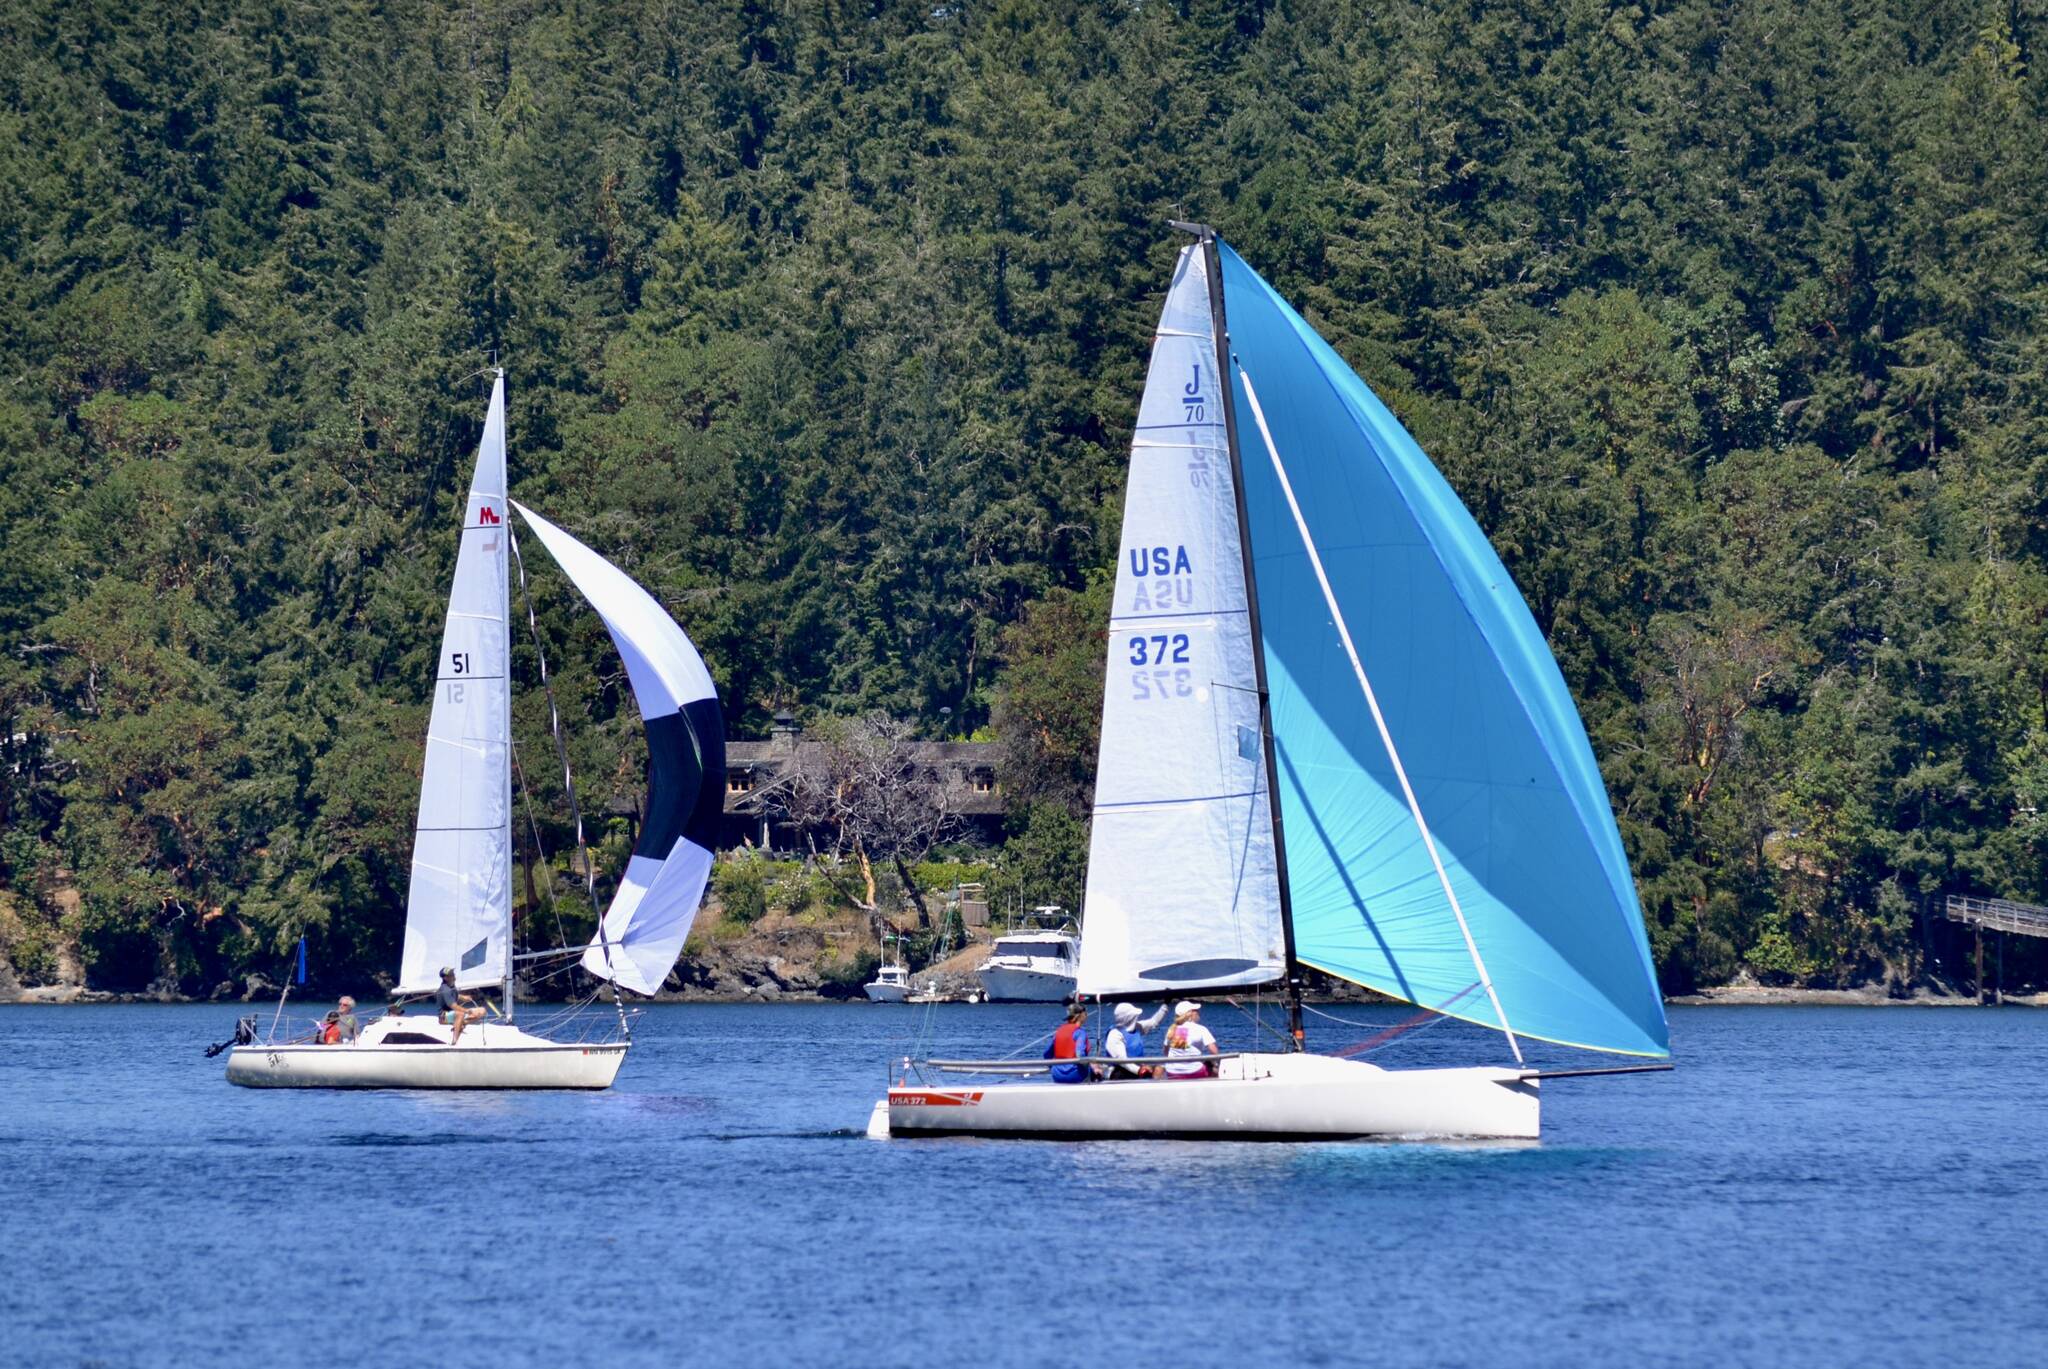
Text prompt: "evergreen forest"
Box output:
[[3, 0, 2045, 998]]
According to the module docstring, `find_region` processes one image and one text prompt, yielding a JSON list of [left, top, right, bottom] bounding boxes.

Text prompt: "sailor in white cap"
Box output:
[[1162, 1000, 1220, 1078], [1103, 1002, 1170, 1079]]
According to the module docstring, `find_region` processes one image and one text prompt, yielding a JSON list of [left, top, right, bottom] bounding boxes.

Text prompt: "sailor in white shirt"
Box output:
[[1163, 1000, 1219, 1078]]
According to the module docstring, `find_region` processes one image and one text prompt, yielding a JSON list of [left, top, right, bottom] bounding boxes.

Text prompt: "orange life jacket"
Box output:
[[1051, 1021, 1086, 1059], [320, 1021, 340, 1045]]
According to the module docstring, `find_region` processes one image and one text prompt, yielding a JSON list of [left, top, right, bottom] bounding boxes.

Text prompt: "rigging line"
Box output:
[[508, 522, 631, 1043], [509, 740, 570, 957], [515, 956, 595, 993], [1222, 995, 1296, 1050], [1303, 984, 1479, 1056], [910, 899, 958, 1061], [1334, 1004, 1463, 1057], [1235, 362, 1524, 1066], [509, 945, 586, 963]]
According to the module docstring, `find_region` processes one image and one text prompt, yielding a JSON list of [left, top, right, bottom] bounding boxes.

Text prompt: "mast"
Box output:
[[1173, 220, 1306, 1049], [497, 366, 515, 1025]]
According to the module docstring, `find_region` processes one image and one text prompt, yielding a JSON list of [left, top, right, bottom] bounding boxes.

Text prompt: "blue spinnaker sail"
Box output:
[[1217, 241, 1668, 1058]]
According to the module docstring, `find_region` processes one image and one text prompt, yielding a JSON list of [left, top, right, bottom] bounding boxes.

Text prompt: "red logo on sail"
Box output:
[[478, 505, 501, 525]]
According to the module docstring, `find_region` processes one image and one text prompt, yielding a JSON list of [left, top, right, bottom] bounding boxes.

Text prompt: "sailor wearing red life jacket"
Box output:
[[1045, 1003, 1096, 1083]]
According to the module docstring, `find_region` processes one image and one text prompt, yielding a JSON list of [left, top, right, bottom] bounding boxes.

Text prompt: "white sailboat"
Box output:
[[873, 228, 1670, 1140], [226, 373, 726, 1089]]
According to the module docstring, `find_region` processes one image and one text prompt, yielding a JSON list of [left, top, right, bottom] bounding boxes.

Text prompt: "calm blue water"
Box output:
[[1, 1002, 2043, 1368]]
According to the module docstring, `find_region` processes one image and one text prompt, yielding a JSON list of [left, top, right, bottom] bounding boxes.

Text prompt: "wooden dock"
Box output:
[[1940, 895, 2048, 937], [1939, 895, 2048, 1002]]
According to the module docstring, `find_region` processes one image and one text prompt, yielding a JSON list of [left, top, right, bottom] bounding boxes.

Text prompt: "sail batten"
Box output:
[[510, 502, 724, 997]]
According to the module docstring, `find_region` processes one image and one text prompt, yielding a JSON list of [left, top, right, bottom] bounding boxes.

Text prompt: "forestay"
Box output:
[[399, 374, 513, 993], [1075, 245, 1286, 998], [510, 503, 725, 996], [1217, 241, 1669, 1058]]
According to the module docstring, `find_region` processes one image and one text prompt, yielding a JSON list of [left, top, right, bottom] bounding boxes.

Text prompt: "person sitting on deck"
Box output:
[[318, 1011, 343, 1045], [1044, 1003, 1096, 1083], [334, 996, 359, 1044], [436, 967, 485, 1045], [1104, 1002, 1168, 1079], [1162, 1001, 1219, 1078]]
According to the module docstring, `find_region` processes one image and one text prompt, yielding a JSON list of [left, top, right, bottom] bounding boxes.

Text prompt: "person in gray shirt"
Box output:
[[434, 968, 484, 1045]]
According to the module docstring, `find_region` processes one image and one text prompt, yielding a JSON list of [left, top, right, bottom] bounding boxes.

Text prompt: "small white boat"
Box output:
[[863, 965, 910, 1003], [226, 1015, 625, 1090], [226, 373, 726, 1090], [975, 926, 1078, 1002], [863, 931, 912, 1002], [870, 228, 1670, 1141]]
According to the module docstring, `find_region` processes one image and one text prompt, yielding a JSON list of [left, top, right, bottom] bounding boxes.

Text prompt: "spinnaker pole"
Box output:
[[1174, 220, 1306, 1050]]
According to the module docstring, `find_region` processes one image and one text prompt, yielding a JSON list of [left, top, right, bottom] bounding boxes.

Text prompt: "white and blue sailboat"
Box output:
[[226, 374, 725, 1089], [876, 229, 1668, 1139]]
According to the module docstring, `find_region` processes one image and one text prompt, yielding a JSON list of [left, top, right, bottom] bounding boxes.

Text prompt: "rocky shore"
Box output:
[[1668, 983, 2046, 1007], [4, 918, 2040, 1008]]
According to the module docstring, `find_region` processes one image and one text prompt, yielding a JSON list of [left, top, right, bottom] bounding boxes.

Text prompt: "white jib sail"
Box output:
[[399, 373, 513, 993], [1074, 246, 1287, 998], [510, 501, 722, 997]]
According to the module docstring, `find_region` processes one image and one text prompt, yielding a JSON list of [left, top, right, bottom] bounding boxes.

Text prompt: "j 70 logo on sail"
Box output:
[[1182, 364, 1205, 422]]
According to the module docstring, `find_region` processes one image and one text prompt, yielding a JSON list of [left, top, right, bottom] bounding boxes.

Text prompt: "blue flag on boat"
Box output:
[[295, 936, 307, 986]]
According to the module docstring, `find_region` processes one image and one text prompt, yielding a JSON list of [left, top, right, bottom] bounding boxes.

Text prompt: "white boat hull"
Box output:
[[863, 981, 908, 1003], [225, 1019, 626, 1090], [878, 1052, 1538, 1140], [975, 965, 1076, 1002]]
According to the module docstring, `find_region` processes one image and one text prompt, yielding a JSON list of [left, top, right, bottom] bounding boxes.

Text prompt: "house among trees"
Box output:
[[719, 711, 1004, 852]]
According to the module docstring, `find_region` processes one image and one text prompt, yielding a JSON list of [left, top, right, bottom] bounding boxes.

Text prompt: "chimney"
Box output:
[[770, 709, 799, 756]]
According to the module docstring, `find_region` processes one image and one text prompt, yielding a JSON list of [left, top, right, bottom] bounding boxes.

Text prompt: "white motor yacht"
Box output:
[[974, 928, 1078, 1002]]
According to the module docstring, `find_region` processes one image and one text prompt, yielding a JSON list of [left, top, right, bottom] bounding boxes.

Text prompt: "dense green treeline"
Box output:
[[1, 0, 2043, 996]]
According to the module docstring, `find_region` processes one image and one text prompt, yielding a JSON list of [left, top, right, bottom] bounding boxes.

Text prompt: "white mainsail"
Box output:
[[511, 502, 724, 997], [399, 373, 513, 993], [1074, 247, 1287, 997]]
